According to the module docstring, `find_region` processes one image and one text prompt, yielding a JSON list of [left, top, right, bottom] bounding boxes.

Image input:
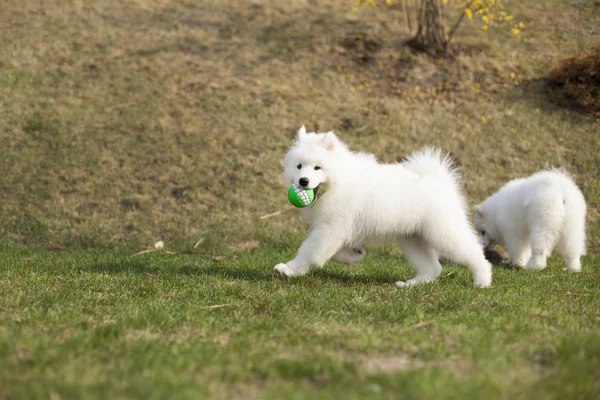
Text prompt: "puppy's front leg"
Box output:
[[274, 226, 345, 277]]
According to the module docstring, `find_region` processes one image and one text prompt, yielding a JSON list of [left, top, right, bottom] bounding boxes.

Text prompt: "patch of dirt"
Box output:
[[125, 326, 232, 345], [361, 355, 424, 374], [125, 329, 161, 341], [357, 352, 467, 376], [228, 240, 260, 252]]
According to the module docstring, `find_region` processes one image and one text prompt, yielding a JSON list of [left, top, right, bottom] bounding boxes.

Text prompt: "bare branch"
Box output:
[[446, 1, 474, 49]]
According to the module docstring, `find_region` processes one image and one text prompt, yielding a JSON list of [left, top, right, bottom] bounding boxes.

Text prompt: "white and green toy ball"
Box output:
[[288, 184, 315, 208]]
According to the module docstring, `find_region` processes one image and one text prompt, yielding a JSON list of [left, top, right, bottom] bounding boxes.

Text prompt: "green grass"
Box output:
[[1, 243, 599, 399]]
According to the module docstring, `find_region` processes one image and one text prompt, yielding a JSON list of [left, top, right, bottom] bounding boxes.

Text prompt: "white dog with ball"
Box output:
[[274, 126, 492, 288]]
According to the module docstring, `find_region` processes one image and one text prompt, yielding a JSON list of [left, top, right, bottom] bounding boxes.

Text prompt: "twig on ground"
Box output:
[[183, 250, 236, 261], [259, 210, 283, 220], [212, 255, 237, 261], [410, 320, 435, 330], [144, 272, 160, 279], [193, 238, 205, 248], [133, 248, 161, 256]]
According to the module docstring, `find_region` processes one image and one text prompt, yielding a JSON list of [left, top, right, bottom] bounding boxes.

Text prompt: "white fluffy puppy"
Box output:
[[274, 126, 492, 288], [474, 169, 586, 272]]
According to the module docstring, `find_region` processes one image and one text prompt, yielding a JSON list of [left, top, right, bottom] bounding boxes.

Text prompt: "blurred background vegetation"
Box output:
[[0, 0, 598, 251]]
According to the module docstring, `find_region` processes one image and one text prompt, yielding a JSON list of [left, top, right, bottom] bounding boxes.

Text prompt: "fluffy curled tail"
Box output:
[[402, 146, 462, 190]]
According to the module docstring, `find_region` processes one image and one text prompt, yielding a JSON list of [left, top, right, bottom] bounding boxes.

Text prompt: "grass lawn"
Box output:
[[1, 243, 599, 399]]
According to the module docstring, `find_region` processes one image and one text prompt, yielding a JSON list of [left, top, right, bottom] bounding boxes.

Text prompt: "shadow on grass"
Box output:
[[189, 264, 406, 286], [508, 78, 598, 120], [85, 261, 401, 285], [492, 262, 522, 271], [309, 268, 402, 285], [85, 262, 168, 276], [84, 261, 274, 280]]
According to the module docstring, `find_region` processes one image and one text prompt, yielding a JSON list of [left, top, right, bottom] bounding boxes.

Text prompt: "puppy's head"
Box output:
[[474, 204, 496, 249], [283, 126, 343, 196]]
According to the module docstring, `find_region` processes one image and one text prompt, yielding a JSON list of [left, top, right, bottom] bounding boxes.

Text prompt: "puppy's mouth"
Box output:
[[312, 185, 323, 204], [312, 185, 322, 202]]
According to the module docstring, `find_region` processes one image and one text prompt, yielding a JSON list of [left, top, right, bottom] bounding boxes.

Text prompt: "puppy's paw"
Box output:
[[394, 278, 425, 287], [473, 276, 492, 288], [509, 258, 528, 268], [395, 275, 437, 287], [524, 261, 546, 270], [274, 263, 295, 277], [565, 257, 581, 273]]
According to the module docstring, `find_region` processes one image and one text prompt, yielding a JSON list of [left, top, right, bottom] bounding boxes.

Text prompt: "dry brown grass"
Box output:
[[549, 45, 600, 114], [0, 0, 598, 249]]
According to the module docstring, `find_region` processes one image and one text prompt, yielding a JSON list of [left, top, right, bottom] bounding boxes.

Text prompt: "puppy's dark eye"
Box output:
[[481, 230, 486, 236], [297, 164, 302, 170], [314, 166, 321, 170]]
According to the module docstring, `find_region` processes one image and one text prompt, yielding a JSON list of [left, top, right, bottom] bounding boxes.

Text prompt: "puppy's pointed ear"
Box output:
[[474, 204, 485, 218], [322, 131, 338, 152], [296, 125, 307, 141]]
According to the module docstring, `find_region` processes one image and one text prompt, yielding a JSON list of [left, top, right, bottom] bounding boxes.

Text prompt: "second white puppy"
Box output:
[[274, 127, 492, 287], [474, 169, 586, 271]]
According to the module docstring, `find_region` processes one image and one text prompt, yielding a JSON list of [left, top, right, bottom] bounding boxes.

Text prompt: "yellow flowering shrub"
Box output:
[[352, 0, 525, 53], [462, 0, 525, 36]]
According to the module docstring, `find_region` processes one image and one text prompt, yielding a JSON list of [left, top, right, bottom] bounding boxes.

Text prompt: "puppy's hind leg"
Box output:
[[526, 206, 564, 270], [396, 236, 442, 287], [424, 219, 492, 288], [556, 208, 586, 273]]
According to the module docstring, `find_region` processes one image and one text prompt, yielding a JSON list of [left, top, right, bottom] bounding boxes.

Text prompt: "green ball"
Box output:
[[288, 184, 315, 208]]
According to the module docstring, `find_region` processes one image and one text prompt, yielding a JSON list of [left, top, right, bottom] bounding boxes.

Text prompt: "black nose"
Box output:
[[299, 178, 309, 187]]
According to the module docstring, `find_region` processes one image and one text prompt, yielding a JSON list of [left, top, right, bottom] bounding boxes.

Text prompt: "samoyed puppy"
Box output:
[[274, 126, 492, 288], [474, 169, 586, 272]]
